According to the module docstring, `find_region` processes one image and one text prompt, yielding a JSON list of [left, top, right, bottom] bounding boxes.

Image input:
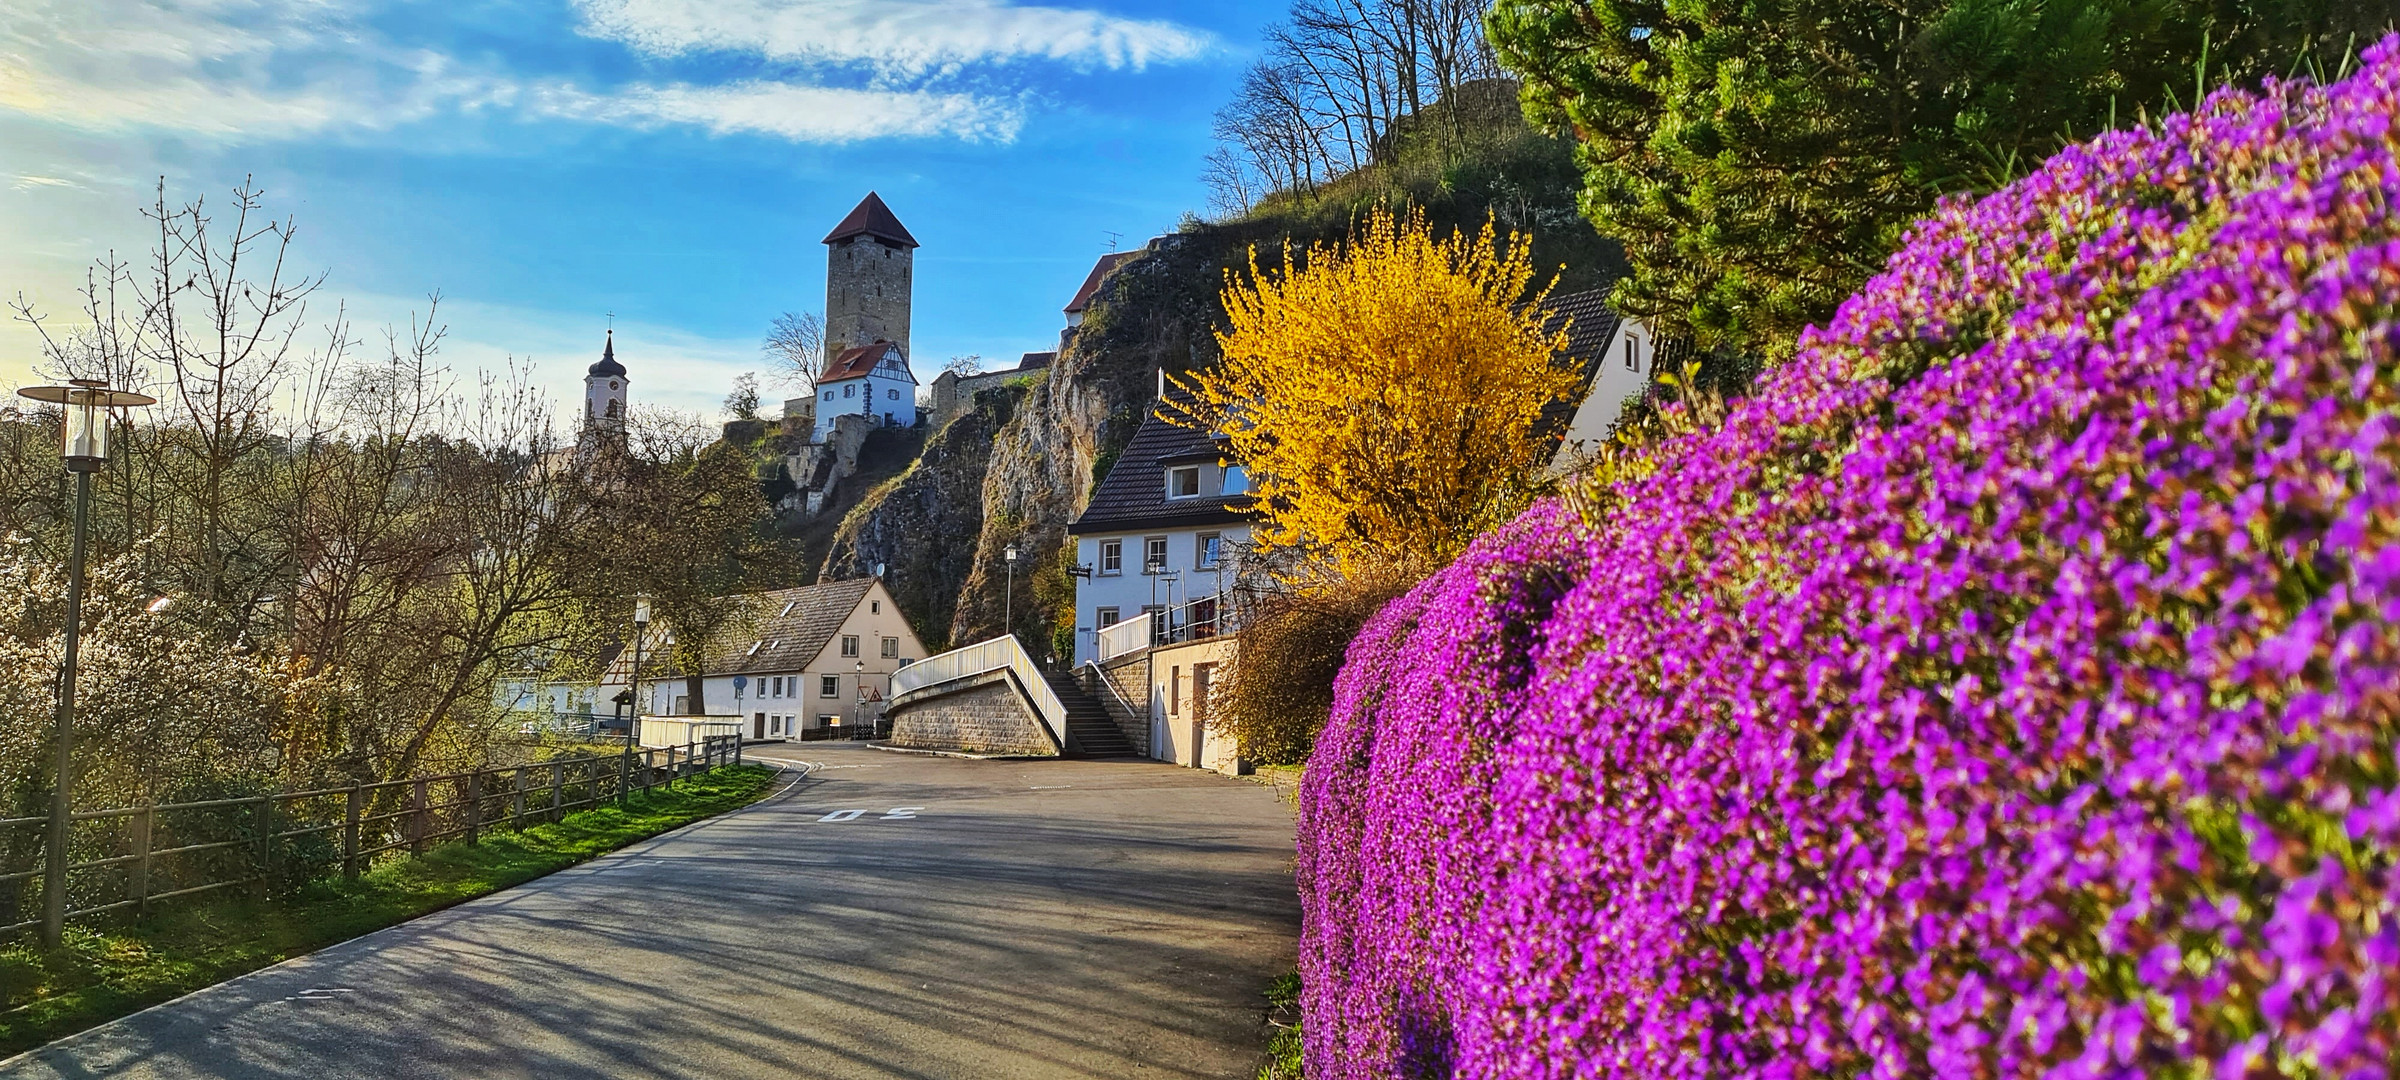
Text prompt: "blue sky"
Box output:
[[0, 0, 1282, 417]]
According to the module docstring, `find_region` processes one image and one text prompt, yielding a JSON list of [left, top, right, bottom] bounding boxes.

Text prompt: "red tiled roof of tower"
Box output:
[[1064, 251, 1140, 314], [821, 192, 919, 249]]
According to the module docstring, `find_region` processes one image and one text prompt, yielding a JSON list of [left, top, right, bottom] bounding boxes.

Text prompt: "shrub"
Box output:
[[1298, 39, 2400, 1078], [1217, 572, 1416, 765]]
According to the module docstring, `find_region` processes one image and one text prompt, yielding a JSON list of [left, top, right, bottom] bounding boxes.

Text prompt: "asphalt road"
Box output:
[[0, 744, 1301, 1080]]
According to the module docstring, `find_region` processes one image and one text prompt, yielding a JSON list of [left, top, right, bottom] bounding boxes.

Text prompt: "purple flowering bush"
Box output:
[[1297, 41, 2400, 1079]]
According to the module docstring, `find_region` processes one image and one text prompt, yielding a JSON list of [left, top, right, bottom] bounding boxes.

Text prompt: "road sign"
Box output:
[[733, 675, 748, 693]]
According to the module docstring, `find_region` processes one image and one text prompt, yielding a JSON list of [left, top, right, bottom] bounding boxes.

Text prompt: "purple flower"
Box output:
[[1297, 37, 2400, 1079]]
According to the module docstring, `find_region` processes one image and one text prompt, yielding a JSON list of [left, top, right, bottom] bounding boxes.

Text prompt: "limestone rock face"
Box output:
[[822, 385, 1024, 652], [950, 234, 1229, 661]]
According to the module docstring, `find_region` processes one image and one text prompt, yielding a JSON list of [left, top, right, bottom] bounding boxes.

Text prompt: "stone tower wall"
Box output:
[[825, 237, 913, 361]]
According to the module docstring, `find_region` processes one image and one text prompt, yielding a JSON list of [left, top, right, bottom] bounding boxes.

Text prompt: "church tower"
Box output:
[[585, 329, 628, 438], [822, 192, 918, 362]]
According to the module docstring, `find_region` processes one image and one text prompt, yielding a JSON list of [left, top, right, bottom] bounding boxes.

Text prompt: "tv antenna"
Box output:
[[1103, 231, 1124, 251]]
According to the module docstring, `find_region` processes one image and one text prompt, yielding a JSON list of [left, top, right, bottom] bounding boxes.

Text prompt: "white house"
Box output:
[[1067, 392, 1254, 666], [812, 341, 918, 441], [1541, 290, 1677, 473], [639, 577, 929, 739]]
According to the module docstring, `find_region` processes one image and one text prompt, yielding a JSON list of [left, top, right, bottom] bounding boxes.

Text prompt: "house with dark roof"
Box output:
[[1539, 288, 1681, 472], [1066, 385, 1254, 668], [635, 576, 928, 740]]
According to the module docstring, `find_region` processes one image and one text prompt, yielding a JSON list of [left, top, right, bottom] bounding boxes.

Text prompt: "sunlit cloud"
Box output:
[[526, 80, 1024, 143], [571, 0, 1215, 75], [0, 0, 1189, 145]]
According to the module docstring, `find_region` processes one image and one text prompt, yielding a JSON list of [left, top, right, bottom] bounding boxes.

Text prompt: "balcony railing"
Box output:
[[1094, 594, 1233, 663]]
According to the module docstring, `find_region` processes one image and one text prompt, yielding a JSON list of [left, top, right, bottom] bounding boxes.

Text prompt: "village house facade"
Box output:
[[638, 577, 928, 740], [1067, 386, 1255, 667]]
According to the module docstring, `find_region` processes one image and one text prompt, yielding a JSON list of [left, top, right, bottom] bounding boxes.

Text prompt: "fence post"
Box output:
[[344, 786, 362, 880], [465, 771, 482, 846], [686, 738, 695, 779], [131, 804, 153, 917], [735, 734, 744, 768], [617, 748, 631, 805], [256, 795, 277, 895], [550, 762, 565, 822], [409, 780, 428, 856], [512, 769, 526, 831]]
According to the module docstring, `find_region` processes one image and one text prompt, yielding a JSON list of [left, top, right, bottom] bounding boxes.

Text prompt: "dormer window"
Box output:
[[1222, 465, 1249, 495], [1167, 466, 1201, 499]]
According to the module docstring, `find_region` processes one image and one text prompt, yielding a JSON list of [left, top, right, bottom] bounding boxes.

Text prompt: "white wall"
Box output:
[[1072, 523, 1247, 664], [1551, 316, 1658, 472], [640, 581, 927, 737], [812, 371, 917, 440]]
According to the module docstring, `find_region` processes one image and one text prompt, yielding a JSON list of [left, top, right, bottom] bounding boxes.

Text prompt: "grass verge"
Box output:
[[0, 762, 779, 1058], [1258, 968, 1304, 1079]]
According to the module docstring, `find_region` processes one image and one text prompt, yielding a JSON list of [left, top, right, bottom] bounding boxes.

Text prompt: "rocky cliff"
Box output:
[[844, 85, 1622, 664], [820, 384, 1024, 652]]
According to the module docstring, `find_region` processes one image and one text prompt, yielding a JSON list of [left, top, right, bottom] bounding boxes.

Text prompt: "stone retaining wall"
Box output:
[[1092, 654, 1151, 757], [887, 671, 1058, 757]]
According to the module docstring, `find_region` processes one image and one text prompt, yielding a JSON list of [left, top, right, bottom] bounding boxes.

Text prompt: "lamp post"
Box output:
[[628, 595, 650, 750], [853, 658, 867, 733], [1003, 544, 1019, 638], [19, 378, 155, 948]]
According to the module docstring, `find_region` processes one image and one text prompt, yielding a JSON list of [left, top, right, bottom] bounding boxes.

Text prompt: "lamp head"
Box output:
[[1004, 544, 1018, 563], [17, 379, 155, 470]]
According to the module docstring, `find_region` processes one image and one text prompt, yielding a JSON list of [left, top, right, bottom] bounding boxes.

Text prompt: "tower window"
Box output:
[[887, 388, 898, 400], [844, 384, 855, 398]]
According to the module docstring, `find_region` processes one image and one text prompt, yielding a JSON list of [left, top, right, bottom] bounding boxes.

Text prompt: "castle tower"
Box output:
[[585, 329, 628, 437], [822, 192, 918, 362]]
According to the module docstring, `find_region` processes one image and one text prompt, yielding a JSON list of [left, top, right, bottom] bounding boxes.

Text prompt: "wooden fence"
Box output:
[[0, 734, 745, 940]]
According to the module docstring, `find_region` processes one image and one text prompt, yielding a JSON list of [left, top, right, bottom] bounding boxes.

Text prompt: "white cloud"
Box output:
[[571, 0, 1214, 75], [0, 0, 1183, 146], [528, 80, 1023, 143]]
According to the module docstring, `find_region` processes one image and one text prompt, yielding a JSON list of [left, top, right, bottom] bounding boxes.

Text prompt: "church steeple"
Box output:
[[584, 329, 628, 437]]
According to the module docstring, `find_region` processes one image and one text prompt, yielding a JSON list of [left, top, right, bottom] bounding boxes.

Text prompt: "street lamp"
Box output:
[[629, 596, 651, 743], [1003, 544, 1019, 638], [18, 378, 155, 948]]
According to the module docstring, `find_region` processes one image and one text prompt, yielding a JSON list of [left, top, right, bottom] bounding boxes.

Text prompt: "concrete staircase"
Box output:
[[1042, 671, 1138, 758]]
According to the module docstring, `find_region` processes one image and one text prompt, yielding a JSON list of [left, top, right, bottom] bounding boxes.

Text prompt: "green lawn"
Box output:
[[0, 762, 779, 1058]]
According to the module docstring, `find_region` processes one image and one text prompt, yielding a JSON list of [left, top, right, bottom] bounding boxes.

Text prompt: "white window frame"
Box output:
[[820, 676, 840, 698], [1096, 606, 1120, 628], [1099, 539, 1123, 575], [1222, 464, 1248, 495], [1197, 532, 1222, 570], [1167, 465, 1201, 499], [841, 634, 861, 658], [881, 637, 899, 658], [1143, 536, 1169, 574]]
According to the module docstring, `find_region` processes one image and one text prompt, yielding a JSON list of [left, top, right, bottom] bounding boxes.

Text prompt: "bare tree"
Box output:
[[941, 355, 987, 379], [762, 311, 825, 393], [1205, 0, 1503, 214]]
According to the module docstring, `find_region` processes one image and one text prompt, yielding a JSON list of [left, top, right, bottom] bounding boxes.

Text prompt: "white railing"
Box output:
[[1095, 613, 1153, 662], [889, 634, 1068, 749], [1094, 594, 1235, 663]]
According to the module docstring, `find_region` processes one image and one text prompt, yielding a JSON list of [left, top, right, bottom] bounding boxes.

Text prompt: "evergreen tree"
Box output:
[[1488, 0, 2398, 359]]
